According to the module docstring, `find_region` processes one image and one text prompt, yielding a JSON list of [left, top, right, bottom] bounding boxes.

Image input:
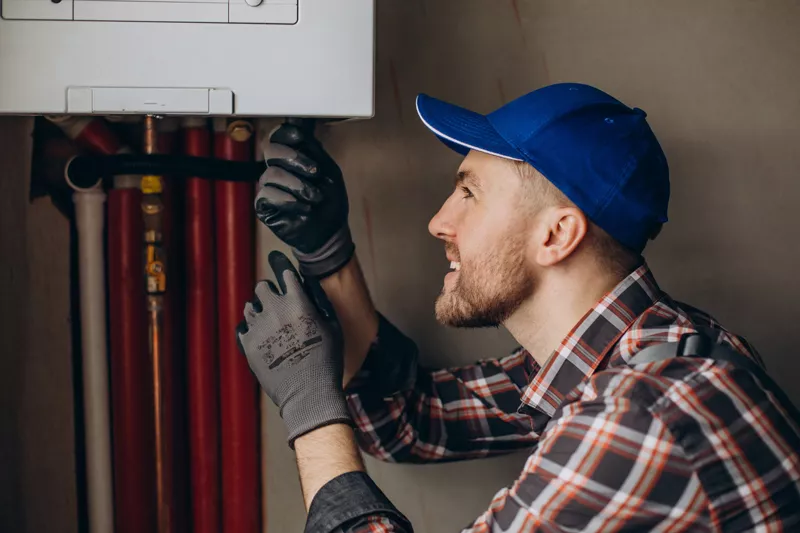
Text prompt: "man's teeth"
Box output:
[[449, 261, 461, 271]]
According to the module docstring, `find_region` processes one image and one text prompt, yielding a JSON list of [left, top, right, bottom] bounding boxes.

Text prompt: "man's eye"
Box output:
[[460, 186, 474, 199]]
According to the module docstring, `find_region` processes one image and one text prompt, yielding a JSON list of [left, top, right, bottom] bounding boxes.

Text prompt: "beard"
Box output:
[[435, 234, 534, 328]]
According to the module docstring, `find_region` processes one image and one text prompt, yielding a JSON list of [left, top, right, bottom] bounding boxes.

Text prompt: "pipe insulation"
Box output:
[[65, 154, 265, 189], [47, 116, 123, 155], [214, 118, 260, 533], [71, 186, 114, 533], [108, 186, 156, 533], [183, 117, 221, 533], [95, 122, 158, 533]]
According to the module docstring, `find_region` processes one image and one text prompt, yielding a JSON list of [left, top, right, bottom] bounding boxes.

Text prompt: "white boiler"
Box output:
[[0, 0, 375, 117]]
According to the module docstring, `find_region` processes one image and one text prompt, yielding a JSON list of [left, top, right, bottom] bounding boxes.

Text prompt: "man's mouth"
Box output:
[[444, 260, 461, 289]]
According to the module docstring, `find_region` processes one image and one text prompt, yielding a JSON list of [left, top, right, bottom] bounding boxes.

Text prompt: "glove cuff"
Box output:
[[282, 385, 353, 448], [294, 226, 355, 279]]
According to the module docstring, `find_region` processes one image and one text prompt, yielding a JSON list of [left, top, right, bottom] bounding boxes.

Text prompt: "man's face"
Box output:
[[428, 151, 535, 328]]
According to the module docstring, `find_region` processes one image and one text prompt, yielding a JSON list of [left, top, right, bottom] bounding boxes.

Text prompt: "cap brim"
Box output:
[[415, 94, 523, 161]]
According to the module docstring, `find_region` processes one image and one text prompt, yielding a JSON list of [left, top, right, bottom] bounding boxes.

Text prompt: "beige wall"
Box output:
[[0, 117, 77, 532], [2, 1, 800, 532]]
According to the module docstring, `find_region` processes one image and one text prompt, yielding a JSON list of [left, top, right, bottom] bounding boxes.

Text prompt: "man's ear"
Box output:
[[533, 206, 588, 267]]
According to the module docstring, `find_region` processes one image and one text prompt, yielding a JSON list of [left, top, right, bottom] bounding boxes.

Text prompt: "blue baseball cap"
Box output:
[[415, 82, 669, 253]]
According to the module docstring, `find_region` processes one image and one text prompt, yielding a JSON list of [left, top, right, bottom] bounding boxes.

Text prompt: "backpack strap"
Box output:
[[630, 330, 800, 426], [629, 331, 716, 366]]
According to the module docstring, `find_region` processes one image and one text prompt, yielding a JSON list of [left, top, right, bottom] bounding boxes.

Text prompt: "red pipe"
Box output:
[[75, 118, 124, 155], [184, 118, 221, 533], [47, 116, 123, 156], [214, 119, 260, 533], [107, 187, 156, 533]]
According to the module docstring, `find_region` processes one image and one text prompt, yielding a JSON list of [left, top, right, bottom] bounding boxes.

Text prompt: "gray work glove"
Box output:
[[255, 121, 354, 279], [236, 251, 352, 447]]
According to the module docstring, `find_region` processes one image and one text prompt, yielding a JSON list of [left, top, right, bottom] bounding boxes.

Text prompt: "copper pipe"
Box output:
[[144, 115, 158, 155], [141, 115, 173, 533]]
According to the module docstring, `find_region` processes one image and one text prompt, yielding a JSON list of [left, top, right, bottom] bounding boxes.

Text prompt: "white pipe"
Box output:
[[73, 187, 115, 533]]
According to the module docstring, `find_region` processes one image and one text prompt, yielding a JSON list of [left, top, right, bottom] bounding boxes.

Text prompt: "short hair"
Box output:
[[511, 160, 642, 278]]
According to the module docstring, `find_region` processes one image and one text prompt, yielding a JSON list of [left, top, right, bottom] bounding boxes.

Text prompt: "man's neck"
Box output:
[[504, 267, 624, 367]]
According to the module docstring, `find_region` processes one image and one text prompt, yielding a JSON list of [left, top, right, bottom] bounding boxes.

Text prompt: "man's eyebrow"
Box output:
[[455, 170, 481, 189]]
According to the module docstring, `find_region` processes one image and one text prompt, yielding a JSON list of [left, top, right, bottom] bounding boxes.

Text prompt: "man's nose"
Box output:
[[428, 200, 456, 242]]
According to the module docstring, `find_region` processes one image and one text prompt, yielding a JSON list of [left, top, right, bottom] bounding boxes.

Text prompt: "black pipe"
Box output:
[[66, 154, 266, 189]]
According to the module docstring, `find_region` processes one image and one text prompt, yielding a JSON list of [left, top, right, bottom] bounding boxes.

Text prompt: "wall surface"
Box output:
[[2, 1, 800, 532], [0, 117, 77, 532]]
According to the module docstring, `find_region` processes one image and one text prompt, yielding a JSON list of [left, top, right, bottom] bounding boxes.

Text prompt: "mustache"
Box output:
[[445, 243, 460, 262]]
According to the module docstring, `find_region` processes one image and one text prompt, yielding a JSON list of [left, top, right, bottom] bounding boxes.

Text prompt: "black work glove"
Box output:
[[255, 122, 354, 279], [236, 251, 352, 447]]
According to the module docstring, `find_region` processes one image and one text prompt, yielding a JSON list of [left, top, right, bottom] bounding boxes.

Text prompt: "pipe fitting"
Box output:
[[227, 120, 254, 142]]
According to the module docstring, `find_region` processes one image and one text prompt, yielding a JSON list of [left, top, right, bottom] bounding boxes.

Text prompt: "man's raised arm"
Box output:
[[317, 256, 379, 386]]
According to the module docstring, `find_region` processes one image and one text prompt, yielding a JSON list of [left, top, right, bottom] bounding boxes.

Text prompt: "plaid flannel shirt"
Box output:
[[311, 264, 800, 532]]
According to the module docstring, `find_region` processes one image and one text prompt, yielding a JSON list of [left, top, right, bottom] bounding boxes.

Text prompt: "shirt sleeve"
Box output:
[[305, 471, 412, 533], [345, 315, 541, 463], [461, 389, 707, 532]]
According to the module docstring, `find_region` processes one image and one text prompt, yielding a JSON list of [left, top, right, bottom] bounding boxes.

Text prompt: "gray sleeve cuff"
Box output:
[[305, 472, 413, 533], [345, 314, 418, 398]]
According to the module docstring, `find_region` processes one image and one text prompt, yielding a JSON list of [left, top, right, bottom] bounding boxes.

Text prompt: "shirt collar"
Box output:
[[518, 263, 663, 424]]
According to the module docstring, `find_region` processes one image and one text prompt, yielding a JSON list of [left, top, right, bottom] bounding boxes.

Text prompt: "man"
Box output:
[[237, 83, 800, 532]]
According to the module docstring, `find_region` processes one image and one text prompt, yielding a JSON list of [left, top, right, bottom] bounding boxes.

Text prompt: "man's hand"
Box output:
[[236, 254, 411, 532], [255, 122, 354, 279], [236, 251, 352, 446], [255, 121, 379, 384]]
